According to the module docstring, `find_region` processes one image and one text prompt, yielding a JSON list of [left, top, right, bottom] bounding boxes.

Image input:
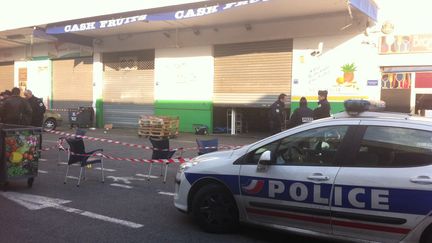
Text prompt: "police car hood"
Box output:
[[192, 146, 249, 165]]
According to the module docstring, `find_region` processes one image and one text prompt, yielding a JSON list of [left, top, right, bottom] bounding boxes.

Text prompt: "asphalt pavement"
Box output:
[[0, 126, 329, 243]]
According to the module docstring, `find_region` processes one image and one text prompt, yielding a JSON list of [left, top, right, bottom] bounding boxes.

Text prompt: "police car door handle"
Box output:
[[410, 176, 432, 184], [307, 173, 330, 181]]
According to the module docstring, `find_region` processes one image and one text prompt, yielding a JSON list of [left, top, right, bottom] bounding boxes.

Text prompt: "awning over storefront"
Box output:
[[382, 66, 432, 73], [350, 0, 378, 22], [46, 0, 270, 34]]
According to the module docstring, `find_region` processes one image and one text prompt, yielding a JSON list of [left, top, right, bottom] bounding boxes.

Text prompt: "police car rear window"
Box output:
[[352, 126, 432, 167]]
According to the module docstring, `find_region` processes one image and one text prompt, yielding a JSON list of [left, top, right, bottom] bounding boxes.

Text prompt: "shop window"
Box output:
[[381, 73, 411, 89]]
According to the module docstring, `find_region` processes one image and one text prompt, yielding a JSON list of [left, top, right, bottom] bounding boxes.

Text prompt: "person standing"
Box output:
[[24, 89, 46, 127], [313, 90, 331, 119], [0, 90, 11, 123], [269, 93, 288, 134], [2, 87, 32, 125], [287, 97, 314, 128]]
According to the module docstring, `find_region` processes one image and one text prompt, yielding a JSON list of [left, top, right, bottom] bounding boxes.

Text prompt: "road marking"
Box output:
[[58, 162, 80, 167], [95, 167, 116, 172], [135, 174, 159, 179], [1, 192, 143, 229], [39, 159, 48, 162], [107, 176, 157, 184], [158, 192, 175, 196], [110, 183, 133, 189], [38, 170, 48, 174]]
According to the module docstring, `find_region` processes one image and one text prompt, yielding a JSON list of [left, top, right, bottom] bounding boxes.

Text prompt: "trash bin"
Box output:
[[0, 124, 42, 188], [68, 107, 94, 128]]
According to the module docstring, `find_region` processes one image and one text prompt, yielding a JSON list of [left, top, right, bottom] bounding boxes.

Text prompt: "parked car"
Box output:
[[43, 109, 63, 131], [174, 100, 432, 243]]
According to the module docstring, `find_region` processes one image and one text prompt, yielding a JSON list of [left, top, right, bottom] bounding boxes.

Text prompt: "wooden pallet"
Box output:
[[138, 115, 179, 138]]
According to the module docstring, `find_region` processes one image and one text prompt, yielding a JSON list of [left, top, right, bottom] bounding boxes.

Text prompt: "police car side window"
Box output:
[[352, 126, 432, 167], [275, 126, 348, 166], [244, 142, 279, 165]]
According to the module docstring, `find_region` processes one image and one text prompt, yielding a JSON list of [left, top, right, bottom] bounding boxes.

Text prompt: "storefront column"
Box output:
[[93, 52, 104, 128], [230, 108, 236, 135]]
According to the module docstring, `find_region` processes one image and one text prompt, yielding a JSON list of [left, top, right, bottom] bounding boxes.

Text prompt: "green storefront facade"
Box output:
[[155, 100, 213, 133]]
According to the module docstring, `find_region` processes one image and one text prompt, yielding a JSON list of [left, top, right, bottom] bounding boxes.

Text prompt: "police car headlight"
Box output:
[[179, 162, 194, 173]]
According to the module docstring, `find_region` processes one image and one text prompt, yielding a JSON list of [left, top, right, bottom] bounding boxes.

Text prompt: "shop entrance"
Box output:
[[415, 94, 432, 116], [380, 72, 411, 113]]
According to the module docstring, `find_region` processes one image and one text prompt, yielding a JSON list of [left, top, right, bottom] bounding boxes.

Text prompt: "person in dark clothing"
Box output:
[[269, 93, 288, 134], [0, 90, 11, 123], [313, 90, 331, 119], [288, 97, 313, 128], [24, 89, 46, 127], [2, 87, 32, 125]]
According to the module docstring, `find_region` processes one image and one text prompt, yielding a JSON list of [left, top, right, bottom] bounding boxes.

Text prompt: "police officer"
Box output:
[[269, 93, 287, 134], [24, 89, 46, 127], [2, 87, 32, 125], [313, 90, 331, 119], [287, 97, 313, 128]]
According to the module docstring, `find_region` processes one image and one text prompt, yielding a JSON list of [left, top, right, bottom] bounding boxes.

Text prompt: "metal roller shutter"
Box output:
[[103, 50, 154, 127], [52, 58, 93, 122], [0, 62, 14, 92], [214, 39, 293, 107]]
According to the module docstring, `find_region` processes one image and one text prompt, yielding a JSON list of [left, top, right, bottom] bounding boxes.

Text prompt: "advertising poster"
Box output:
[[5, 130, 40, 178]]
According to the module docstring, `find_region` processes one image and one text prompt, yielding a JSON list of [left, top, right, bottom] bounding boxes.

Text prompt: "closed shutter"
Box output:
[[214, 39, 293, 107], [0, 62, 14, 91], [52, 58, 93, 121], [103, 50, 154, 127]]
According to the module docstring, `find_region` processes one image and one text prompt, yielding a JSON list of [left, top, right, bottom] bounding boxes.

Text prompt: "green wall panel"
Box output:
[[155, 100, 213, 133], [290, 101, 345, 116]]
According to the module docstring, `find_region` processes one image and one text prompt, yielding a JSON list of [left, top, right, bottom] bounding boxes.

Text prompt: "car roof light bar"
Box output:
[[344, 99, 386, 115]]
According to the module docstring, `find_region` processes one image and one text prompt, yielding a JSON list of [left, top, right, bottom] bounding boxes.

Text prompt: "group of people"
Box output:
[[269, 90, 330, 134], [0, 87, 46, 127]]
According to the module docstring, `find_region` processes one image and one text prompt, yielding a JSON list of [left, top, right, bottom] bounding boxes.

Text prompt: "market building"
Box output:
[[0, 0, 380, 134], [376, 0, 432, 115]]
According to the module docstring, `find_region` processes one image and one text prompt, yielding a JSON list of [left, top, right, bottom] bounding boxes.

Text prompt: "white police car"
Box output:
[[174, 100, 432, 243]]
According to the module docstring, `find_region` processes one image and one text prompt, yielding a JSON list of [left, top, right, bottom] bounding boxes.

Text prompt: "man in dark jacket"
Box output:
[[269, 93, 288, 134], [0, 90, 11, 123], [24, 89, 46, 127], [288, 97, 313, 128], [313, 90, 331, 119], [2, 87, 32, 125]]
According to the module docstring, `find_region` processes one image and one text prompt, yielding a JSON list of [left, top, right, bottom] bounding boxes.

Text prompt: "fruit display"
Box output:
[[5, 131, 40, 177]]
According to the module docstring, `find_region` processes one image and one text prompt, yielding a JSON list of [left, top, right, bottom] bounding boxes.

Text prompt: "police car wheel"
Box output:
[[192, 184, 239, 233], [420, 224, 432, 243]]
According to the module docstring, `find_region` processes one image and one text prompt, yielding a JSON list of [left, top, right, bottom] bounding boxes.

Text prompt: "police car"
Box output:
[[174, 100, 432, 243]]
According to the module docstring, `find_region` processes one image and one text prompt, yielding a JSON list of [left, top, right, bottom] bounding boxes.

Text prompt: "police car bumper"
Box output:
[[174, 168, 191, 213]]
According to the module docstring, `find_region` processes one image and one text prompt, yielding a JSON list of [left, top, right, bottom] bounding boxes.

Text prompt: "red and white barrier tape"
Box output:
[[99, 153, 190, 163], [50, 108, 83, 113], [59, 150, 191, 164]]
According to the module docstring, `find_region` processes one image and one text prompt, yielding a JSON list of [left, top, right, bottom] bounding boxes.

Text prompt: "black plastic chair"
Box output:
[[64, 137, 104, 186], [196, 138, 219, 155], [149, 136, 176, 183], [58, 128, 87, 165]]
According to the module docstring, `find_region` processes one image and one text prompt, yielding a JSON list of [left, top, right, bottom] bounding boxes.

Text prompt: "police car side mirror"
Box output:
[[257, 151, 272, 172]]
